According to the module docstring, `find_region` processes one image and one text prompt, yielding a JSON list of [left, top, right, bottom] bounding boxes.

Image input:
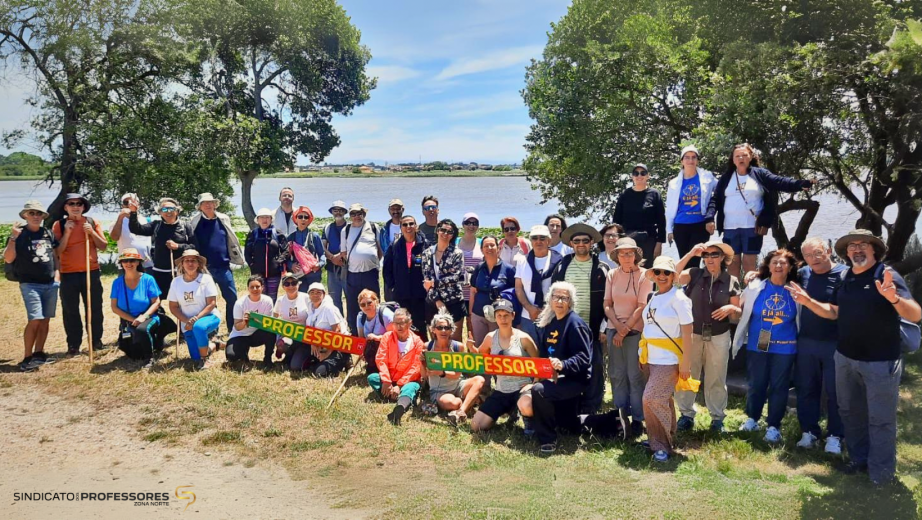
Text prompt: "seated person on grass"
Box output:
[[420, 310, 486, 424], [368, 308, 425, 425]]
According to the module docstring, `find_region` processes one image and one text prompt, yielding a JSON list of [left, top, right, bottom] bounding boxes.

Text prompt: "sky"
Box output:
[[0, 0, 572, 166]]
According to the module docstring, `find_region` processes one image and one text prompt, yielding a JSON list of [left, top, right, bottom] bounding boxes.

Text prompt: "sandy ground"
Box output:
[[0, 385, 369, 519]]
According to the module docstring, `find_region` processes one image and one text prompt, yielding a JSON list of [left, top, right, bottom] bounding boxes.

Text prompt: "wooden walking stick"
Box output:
[[327, 355, 364, 409], [85, 234, 94, 365]]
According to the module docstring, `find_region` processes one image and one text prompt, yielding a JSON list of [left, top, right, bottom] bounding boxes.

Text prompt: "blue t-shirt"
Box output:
[[747, 282, 797, 355], [471, 260, 517, 317], [674, 174, 703, 225], [356, 307, 395, 338], [322, 222, 347, 271], [196, 217, 230, 269], [798, 264, 847, 342], [110, 273, 161, 316]]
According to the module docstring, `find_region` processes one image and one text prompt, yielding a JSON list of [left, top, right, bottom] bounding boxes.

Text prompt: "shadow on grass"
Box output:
[[796, 471, 918, 519]]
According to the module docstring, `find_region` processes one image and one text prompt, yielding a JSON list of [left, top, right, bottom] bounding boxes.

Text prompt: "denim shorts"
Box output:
[[20, 281, 59, 320], [723, 227, 763, 255]]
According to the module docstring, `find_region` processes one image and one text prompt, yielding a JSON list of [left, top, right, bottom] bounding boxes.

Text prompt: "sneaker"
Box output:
[[18, 357, 39, 372], [677, 416, 695, 431], [824, 436, 842, 455], [764, 426, 782, 443], [653, 450, 669, 463], [420, 403, 438, 416], [739, 418, 761, 432], [709, 420, 724, 433], [447, 410, 467, 425], [32, 352, 55, 365], [194, 359, 207, 371], [630, 420, 645, 439], [838, 461, 868, 475], [66, 347, 80, 356], [141, 359, 154, 370], [797, 432, 818, 449], [522, 417, 535, 437]]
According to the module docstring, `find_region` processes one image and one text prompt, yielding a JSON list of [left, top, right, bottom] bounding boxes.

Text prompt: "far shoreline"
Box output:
[[263, 169, 526, 179]]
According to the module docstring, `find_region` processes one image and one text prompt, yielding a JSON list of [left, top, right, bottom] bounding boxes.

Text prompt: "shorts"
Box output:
[[426, 299, 468, 324], [479, 387, 529, 421], [429, 378, 470, 403], [20, 282, 59, 320], [723, 227, 763, 255]]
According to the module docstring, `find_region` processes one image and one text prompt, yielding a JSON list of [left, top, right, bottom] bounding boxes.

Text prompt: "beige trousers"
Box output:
[[675, 331, 731, 421]]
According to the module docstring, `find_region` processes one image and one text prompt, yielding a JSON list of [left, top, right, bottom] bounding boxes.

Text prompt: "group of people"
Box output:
[[6, 143, 919, 485]]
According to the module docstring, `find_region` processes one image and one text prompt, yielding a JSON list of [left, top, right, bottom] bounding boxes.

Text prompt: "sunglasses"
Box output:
[[632, 170, 649, 176], [434, 325, 452, 331], [571, 238, 591, 244], [121, 259, 140, 264], [437, 228, 453, 234], [359, 300, 374, 308], [701, 252, 723, 259], [282, 280, 299, 287], [652, 269, 673, 276], [121, 201, 132, 206], [503, 227, 518, 232], [463, 220, 479, 226], [401, 222, 416, 227], [531, 236, 549, 241], [24, 211, 44, 217], [394, 320, 410, 327], [423, 205, 438, 211], [349, 211, 362, 217], [160, 207, 177, 213], [65, 201, 84, 207], [296, 215, 311, 220]]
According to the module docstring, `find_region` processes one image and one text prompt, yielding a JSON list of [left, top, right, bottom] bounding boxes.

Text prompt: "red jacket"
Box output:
[[375, 330, 424, 386]]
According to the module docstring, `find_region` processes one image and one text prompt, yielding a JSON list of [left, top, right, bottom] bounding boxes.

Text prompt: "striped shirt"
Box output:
[[564, 258, 593, 323]]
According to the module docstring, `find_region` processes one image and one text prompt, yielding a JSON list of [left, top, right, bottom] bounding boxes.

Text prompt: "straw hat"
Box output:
[[647, 256, 677, 277], [701, 240, 734, 259], [117, 248, 144, 263], [19, 200, 49, 219], [174, 249, 207, 267]]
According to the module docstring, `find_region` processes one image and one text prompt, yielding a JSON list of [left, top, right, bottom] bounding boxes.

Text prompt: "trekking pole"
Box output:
[[327, 355, 363, 409], [86, 234, 94, 365]]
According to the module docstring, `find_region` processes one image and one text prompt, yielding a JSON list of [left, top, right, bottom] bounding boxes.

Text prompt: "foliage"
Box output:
[[0, 152, 49, 177]]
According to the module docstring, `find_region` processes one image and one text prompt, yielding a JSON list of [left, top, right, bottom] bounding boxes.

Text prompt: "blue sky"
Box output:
[[0, 0, 571, 165]]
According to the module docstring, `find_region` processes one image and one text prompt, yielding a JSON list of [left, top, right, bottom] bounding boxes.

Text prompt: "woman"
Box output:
[[707, 143, 813, 277], [284, 205, 325, 289], [471, 299, 540, 433], [421, 311, 486, 423], [110, 248, 162, 367], [245, 207, 288, 302], [457, 212, 483, 340], [469, 235, 517, 345], [301, 282, 349, 377], [666, 145, 717, 257], [672, 241, 741, 433], [734, 249, 800, 444], [422, 218, 466, 340], [167, 249, 222, 370], [639, 256, 693, 462], [597, 223, 625, 270], [602, 237, 653, 439], [356, 289, 394, 374], [498, 216, 529, 265], [272, 272, 310, 370], [613, 163, 666, 262], [382, 215, 429, 335], [225, 274, 276, 369]]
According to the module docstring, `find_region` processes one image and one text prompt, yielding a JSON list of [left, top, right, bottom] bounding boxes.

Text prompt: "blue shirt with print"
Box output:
[[674, 174, 704, 224], [110, 273, 161, 316], [747, 282, 797, 355]]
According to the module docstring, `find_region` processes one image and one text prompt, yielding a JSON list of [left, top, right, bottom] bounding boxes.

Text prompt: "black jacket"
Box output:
[[383, 232, 430, 300], [244, 226, 288, 278], [128, 213, 195, 271], [551, 253, 609, 335], [707, 166, 812, 233]]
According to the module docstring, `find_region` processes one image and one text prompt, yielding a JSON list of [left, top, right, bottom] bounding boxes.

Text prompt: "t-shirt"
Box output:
[[418, 222, 437, 244], [167, 273, 220, 318], [457, 238, 483, 301], [490, 329, 533, 393], [306, 300, 344, 332], [387, 222, 401, 248], [604, 267, 653, 330], [499, 239, 527, 266], [427, 340, 463, 395], [229, 295, 275, 339], [641, 287, 693, 365], [273, 292, 311, 324], [471, 260, 517, 317], [515, 254, 552, 319], [798, 264, 847, 342], [834, 263, 912, 362], [322, 221, 347, 270], [357, 307, 395, 338], [195, 217, 229, 269], [52, 217, 104, 273], [746, 282, 797, 355], [397, 339, 410, 356], [564, 258, 593, 323], [550, 242, 574, 257], [10, 227, 57, 284], [674, 174, 703, 224], [722, 174, 763, 230], [110, 273, 160, 316], [111, 217, 153, 268], [342, 222, 379, 273]]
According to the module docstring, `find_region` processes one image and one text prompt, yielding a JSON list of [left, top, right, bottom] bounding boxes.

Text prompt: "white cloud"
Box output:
[[413, 92, 525, 119], [366, 65, 421, 85], [434, 45, 543, 81]]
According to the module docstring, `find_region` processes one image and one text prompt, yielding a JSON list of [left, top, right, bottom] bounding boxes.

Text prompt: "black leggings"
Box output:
[[673, 222, 712, 258], [119, 318, 162, 361], [304, 350, 349, 378], [225, 330, 276, 362]]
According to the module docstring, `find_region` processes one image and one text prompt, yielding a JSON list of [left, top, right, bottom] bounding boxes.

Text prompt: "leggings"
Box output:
[[119, 317, 161, 360], [367, 373, 421, 402], [181, 314, 221, 360], [225, 330, 276, 362]]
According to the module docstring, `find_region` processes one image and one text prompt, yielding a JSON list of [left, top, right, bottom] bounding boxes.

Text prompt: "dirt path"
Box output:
[[0, 385, 369, 519]]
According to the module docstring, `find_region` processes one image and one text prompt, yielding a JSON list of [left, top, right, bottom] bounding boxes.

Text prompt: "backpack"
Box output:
[[359, 301, 399, 331]]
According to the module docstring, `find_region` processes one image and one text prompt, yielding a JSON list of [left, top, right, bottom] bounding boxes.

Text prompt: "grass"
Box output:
[[1, 273, 921, 518]]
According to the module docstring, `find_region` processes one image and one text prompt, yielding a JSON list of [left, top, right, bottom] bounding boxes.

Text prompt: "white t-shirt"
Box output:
[[723, 174, 764, 230], [550, 242, 573, 257], [274, 292, 311, 324], [515, 254, 552, 320], [111, 216, 153, 268], [305, 298, 345, 333], [397, 339, 410, 356], [229, 295, 275, 339], [342, 222, 379, 273], [388, 222, 401, 245], [640, 287, 693, 365], [167, 273, 220, 319]]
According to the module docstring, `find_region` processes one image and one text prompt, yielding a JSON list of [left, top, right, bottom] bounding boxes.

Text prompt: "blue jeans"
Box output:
[[182, 314, 221, 360], [326, 268, 346, 315], [723, 227, 763, 255], [210, 266, 237, 333], [745, 349, 795, 428], [20, 281, 59, 320], [796, 337, 843, 438]]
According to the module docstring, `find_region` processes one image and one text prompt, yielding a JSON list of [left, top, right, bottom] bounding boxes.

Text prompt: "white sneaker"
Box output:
[[739, 418, 761, 432], [825, 435, 842, 455], [797, 432, 818, 449], [764, 426, 782, 443]]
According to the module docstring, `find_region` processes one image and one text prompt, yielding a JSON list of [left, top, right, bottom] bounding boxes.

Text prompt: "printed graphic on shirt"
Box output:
[[183, 291, 194, 303], [760, 291, 795, 345], [681, 183, 701, 214], [288, 306, 300, 319], [31, 239, 53, 263]]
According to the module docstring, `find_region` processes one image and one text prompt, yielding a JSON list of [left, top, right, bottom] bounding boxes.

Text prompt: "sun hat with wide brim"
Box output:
[[561, 222, 602, 243], [19, 200, 49, 219], [195, 192, 220, 210], [64, 193, 91, 213], [348, 203, 367, 215], [173, 249, 207, 267], [117, 248, 144, 264], [647, 256, 677, 277], [701, 240, 734, 258], [254, 207, 274, 224], [329, 200, 347, 214], [292, 205, 314, 227], [612, 237, 642, 253], [834, 229, 887, 259]]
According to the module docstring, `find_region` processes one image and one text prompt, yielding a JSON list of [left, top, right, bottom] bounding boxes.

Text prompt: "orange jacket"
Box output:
[[375, 330, 424, 386]]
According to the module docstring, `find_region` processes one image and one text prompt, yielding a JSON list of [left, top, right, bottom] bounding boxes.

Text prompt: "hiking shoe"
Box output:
[[19, 357, 40, 372], [677, 416, 695, 431], [838, 461, 868, 475], [387, 405, 406, 426], [824, 436, 842, 455], [66, 346, 80, 356], [194, 359, 207, 371], [764, 426, 782, 443], [93, 341, 106, 351], [141, 359, 154, 370], [709, 420, 724, 433], [630, 420, 645, 439], [540, 443, 557, 455], [739, 418, 760, 432], [523, 417, 536, 437], [653, 450, 669, 463], [797, 432, 818, 449], [32, 351, 55, 365], [447, 410, 467, 425]]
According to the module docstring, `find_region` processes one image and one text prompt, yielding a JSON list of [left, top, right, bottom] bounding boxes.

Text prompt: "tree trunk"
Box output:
[[885, 193, 921, 264], [46, 108, 81, 223], [238, 169, 259, 230], [772, 198, 820, 258]]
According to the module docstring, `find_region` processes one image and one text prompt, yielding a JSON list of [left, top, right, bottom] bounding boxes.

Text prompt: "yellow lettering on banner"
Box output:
[[271, 318, 283, 334], [293, 325, 305, 342], [512, 359, 525, 374], [342, 337, 353, 351], [332, 334, 343, 348], [441, 352, 453, 369], [451, 353, 464, 371], [523, 359, 539, 376], [261, 316, 272, 329], [282, 322, 295, 338], [483, 357, 494, 374]]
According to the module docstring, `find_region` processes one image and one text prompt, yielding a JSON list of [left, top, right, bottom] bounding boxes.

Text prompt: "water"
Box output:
[[2, 176, 915, 257]]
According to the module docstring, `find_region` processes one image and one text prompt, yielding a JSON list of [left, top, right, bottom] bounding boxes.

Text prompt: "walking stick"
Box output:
[[86, 234, 94, 365], [173, 259, 182, 364], [327, 355, 364, 409]]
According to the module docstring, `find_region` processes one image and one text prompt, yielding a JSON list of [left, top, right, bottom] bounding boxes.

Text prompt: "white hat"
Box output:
[[196, 192, 220, 210], [254, 208, 274, 224], [680, 145, 699, 159], [528, 225, 551, 238], [307, 282, 326, 293]]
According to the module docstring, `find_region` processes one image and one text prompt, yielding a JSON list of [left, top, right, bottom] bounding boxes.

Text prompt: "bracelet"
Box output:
[[890, 296, 900, 305]]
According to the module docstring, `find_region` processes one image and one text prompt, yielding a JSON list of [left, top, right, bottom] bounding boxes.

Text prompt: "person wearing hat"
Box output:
[[613, 163, 666, 263], [53, 193, 107, 355], [456, 212, 483, 328], [638, 256, 693, 462], [5, 200, 59, 371], [274, 186, 297, 236], [550, 223, 609, 414], [244, 208, 288, 302], [514, 225, 563, 326], [110, 248, 163, 368], [787, 229, 921, 485], [382, 215, 430, 335], [340, 203, 383, 328], [672, 241, 741, 432], [167, 249, 222, 370], [225, 274, 276, 370], [422, 218, 466, 340], [418, 195, 440, 244], [666, 145, 718, 257], [109, 193, 152, 269], [379, 198, 405, 254], [468, 234, 516, 345], [321, 200, 349, 314], [603, 237, 654, 439], [271, 272, 310, 369], [282, 205, 325, 291], [302, 282, 350, 376], [190, 192, 245, 332]]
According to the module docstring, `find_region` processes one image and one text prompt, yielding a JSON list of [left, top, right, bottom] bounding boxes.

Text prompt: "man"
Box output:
[[788, 229, 921, 485], [551, 223, 609, 414], [322, 200, 349, 314], [274, 187, 297, 236], [52, 193, 106, 355], [6, 200, 59, 370], [190, 193, 245, 332], [382, 215, 429, 334], [545, 214, 574, 257], [418, 195, 439, 243], [514, 225, 563, 328], [367, 308, 425, 425], [379, 198, 404, 252], [109, 193, 152, 269], [341, 203, 383, 327], [792, 237, 847, 454], [128, 197, 195, 299]]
